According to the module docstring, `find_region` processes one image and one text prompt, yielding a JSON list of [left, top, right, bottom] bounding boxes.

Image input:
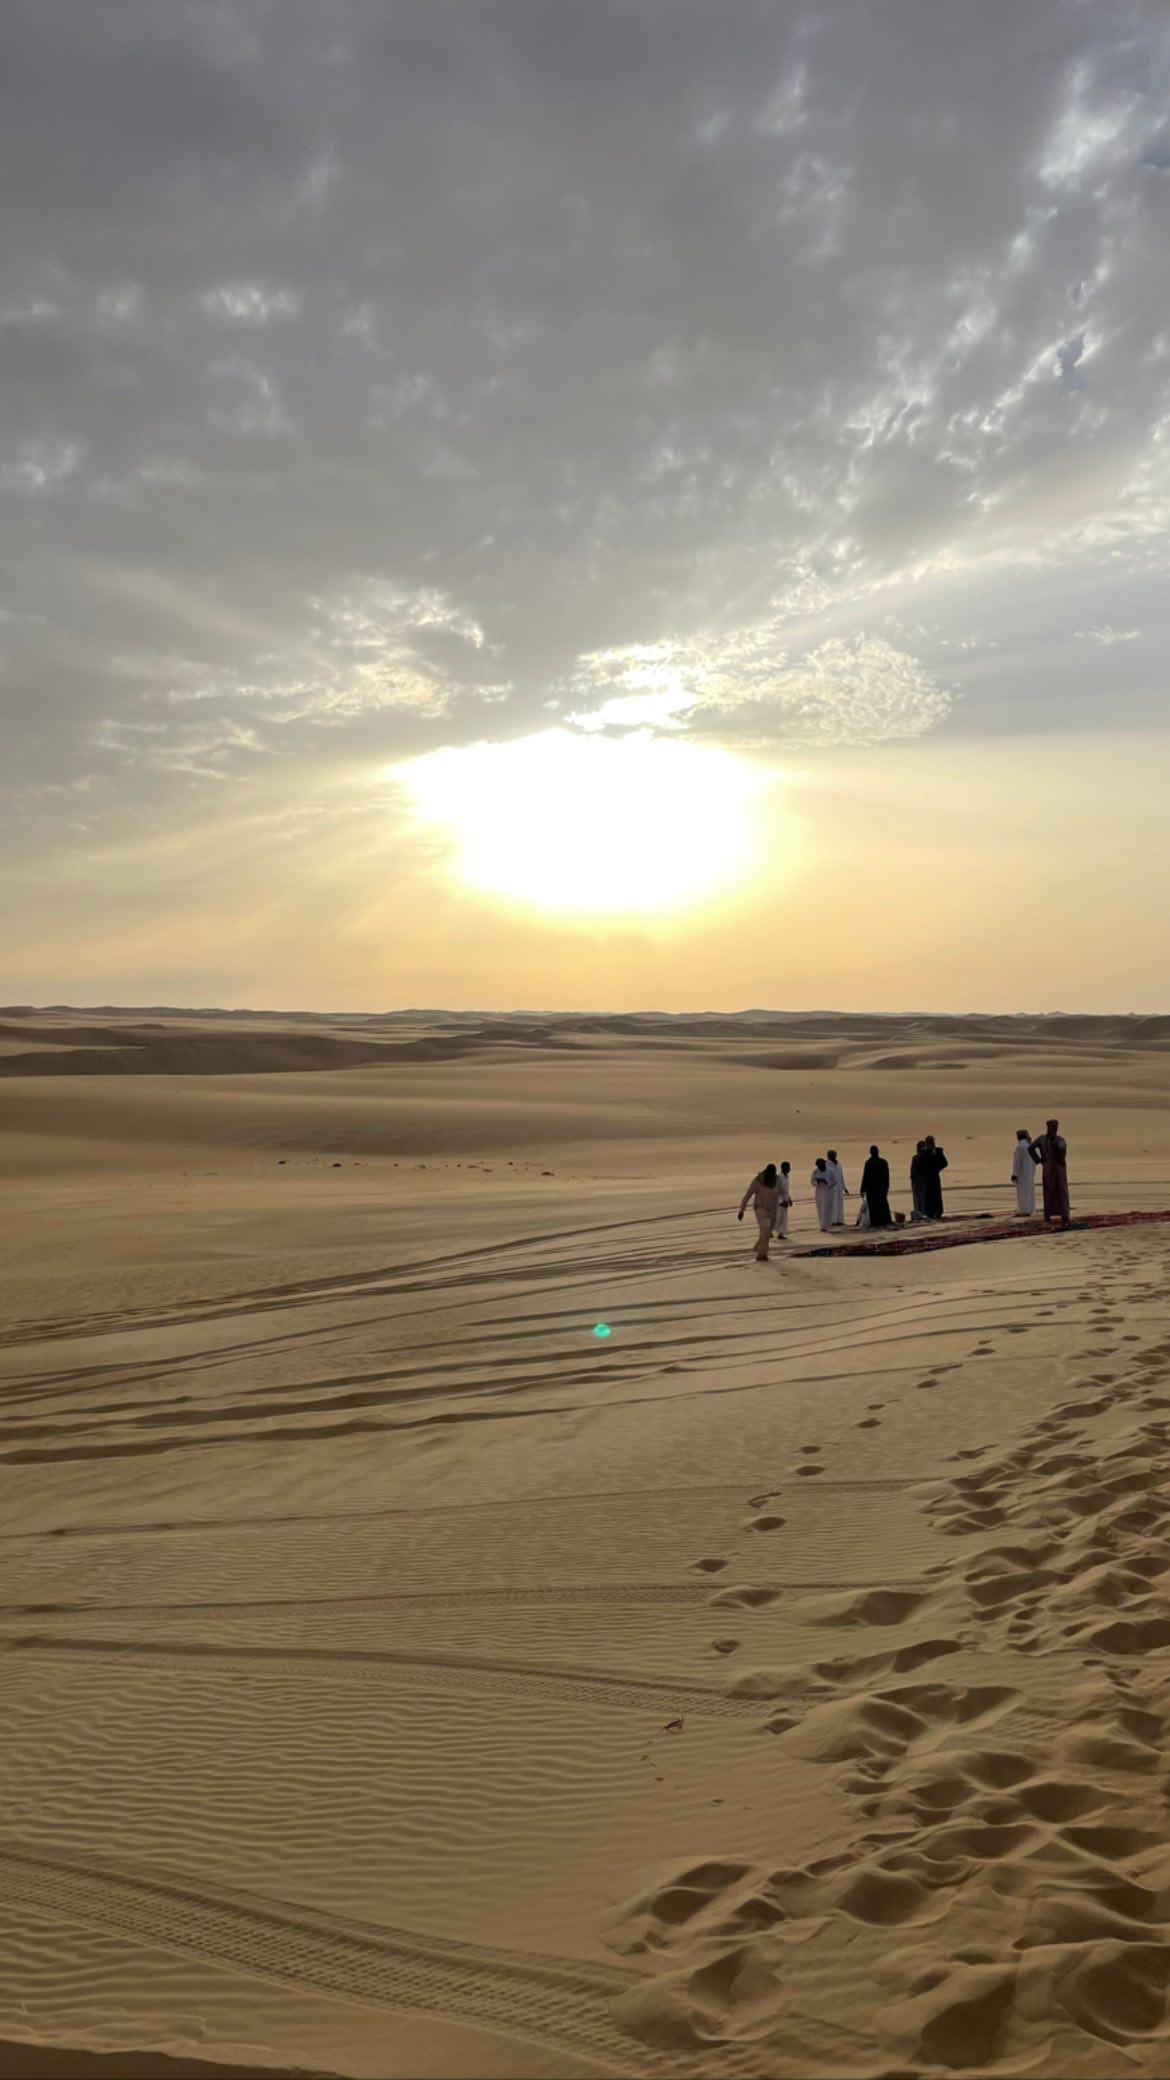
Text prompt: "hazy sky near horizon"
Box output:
[[2, 0, 1169, 1012]]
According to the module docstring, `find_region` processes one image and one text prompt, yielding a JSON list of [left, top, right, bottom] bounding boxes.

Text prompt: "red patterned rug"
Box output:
[[796, 1209, 1170, 1259]]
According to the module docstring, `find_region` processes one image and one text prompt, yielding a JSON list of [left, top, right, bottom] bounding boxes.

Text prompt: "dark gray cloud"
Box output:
[[2, 0, 1169, 850]]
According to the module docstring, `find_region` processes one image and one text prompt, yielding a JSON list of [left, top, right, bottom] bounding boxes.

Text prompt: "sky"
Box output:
[[2, 0, 1169, 1012]]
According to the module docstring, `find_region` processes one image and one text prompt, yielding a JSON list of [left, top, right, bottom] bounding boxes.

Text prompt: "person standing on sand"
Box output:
[[826, 1149, 848, 1227], [1011, 1128, 1039, 1216], [1029, 1119, 1070, 1227], [775, 1161, 793, 1240], [739, 1162, 783, 1261], [910, 1141, 927, 1220], [921, 1134, 948, 1220], [860, 1145, 892, 1228], [810, 1157, 834, 1233]]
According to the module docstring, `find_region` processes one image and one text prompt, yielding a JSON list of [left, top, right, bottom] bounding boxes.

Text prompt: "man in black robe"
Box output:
[[921, 1134, 948, 1220], [1028, 1119, 1070, 1227], [860, 1144, 892, 1227], [910, 1141, 927, 1219]]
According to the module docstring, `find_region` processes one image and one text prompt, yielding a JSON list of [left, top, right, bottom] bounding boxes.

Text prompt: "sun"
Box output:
[[399, 728, 772, 918]]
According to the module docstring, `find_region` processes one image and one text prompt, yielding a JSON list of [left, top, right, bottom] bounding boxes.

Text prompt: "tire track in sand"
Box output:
[[5, 1632, 765, 1717], [0, 1845, 760, 2076], [0, 1577, 927, 1617]]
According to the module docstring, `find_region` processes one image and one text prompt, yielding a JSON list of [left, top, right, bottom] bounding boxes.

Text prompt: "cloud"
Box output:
[[0, 0, 1168, 871], [1076, 622, 1141, 643], [78, 579, 514, 782], [564, 631, 952, 747], [198, 283, 300, 325], [1, 437, 83, 490]]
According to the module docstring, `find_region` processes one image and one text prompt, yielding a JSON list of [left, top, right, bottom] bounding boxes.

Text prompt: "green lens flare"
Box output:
[[592, 1322, 612, 1339]]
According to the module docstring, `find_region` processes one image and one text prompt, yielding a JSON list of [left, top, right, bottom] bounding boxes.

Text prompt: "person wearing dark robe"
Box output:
[[910, 1141, 928, 1220], [921, 1135, 948, 1220], [860, 1144, 892, 1228], [1028, 1119, 1070, 1227]]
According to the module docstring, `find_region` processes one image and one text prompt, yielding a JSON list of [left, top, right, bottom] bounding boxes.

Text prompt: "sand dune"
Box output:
[[0, 1017, 579, 1079], [3, 1007, 1170, 1081], [2, 1010, 1170, 2075]]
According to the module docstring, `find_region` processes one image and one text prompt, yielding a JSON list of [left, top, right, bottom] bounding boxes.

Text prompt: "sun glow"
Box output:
[[400, 729, 773, 917]]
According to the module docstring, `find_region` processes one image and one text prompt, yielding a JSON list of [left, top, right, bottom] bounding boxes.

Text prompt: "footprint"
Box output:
[[776, 1692, 928, 1763], [800, 1445, 823, 1456], [747, 1515, 787, 1532], [813, 1588, 927, 1628], [711, 1638, 740, 1656], [857, 1418, 881, 1429], [796, 1465, 825, 1477], [691, 1557, 728, 1574], [883, 1962, 1016, 2069], [1016, 1777, 1116, 1822], [809, 1637, 961, 1688], [606, 1857, 758, 1954]]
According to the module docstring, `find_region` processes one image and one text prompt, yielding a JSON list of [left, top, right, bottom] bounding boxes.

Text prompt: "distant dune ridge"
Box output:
[[1, 1007, 1169, 1078], [2, 1007, 1170, 2076]]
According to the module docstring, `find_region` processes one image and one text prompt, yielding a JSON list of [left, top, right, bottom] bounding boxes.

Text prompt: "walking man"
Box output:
[[1029, 1119, 1070, 1227], [738, 1162, 784, 1260]]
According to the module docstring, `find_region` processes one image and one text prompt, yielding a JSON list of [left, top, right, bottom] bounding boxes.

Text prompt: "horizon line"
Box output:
[[3, 1004, 1167, 1023]]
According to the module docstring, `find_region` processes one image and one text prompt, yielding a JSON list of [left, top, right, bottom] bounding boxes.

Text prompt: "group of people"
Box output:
[[1012, 1120, 1071, 1225], [738, 1118, 1070, 1261], [806, 1139, 943, 1236], [807, 1147, 897, 1233]]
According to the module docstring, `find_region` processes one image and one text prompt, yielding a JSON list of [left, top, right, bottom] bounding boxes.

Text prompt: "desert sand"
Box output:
[[2, 1007, 1170, 2078]]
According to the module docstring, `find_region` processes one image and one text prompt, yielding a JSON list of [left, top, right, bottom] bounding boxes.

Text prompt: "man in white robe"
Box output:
[[775, 1161, 793, 1239], [1011, 1129, 1037, 1216], [810, 1159, 833, 1232], [825, 1149, 848, 1227]]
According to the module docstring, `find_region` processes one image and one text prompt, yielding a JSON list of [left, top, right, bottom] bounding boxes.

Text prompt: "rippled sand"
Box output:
[[2, 1009, 1170, 2078]]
